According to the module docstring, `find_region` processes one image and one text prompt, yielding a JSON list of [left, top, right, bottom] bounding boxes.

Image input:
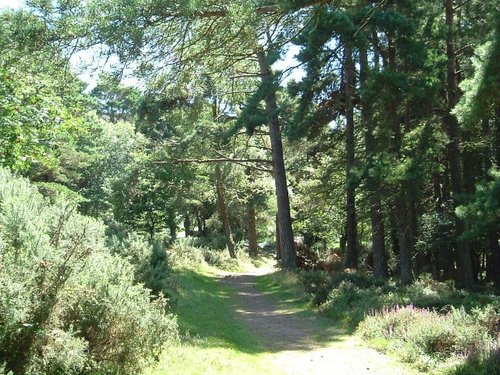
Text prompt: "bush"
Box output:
[[357, 304, 499, 373], [168, 238, 206, 268], [297, 268, 500, 374], [168, 238, 250, 272], [0, 169, 177, 374], [299, 270, 334, 306], [108, 233, 178, 304]]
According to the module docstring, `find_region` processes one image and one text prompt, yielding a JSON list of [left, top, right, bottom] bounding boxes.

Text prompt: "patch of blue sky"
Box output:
[[0, 0, 23, 10]]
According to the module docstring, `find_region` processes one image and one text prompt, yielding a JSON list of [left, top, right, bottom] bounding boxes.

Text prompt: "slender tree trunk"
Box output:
[[433, 172, 455, 279], [343, 44, 358, 270], [371, 199, 388, 277], [196, 208, 204, 236], [389, 210, 400, 262], [387, 42, 413, 284], [488, 234, 500, 286], [395, 196, 413, 284], [495, 107, 500, 167], [215, 165, 236, 258], [147, 210, 156, 241], [184, 211, 192, 237], [444, 0, 474, 289], [257, 49, 296, 269], [247, 198, 258, 257], [276, 214, 282, 260], [360, 45, 388, 278], [168, 212, 177, 239], [480, 116, 500, 286]]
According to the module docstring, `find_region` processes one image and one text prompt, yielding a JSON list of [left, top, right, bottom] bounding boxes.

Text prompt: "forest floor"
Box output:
[[220, 264, 414, 375], [149, 260, 417, 375]]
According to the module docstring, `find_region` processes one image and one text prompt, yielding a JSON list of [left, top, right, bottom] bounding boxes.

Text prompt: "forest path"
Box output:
[[220, 266, 412, 375]]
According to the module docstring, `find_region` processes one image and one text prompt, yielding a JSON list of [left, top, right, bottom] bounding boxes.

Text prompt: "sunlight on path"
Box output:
[[221, 265, 413, 375]]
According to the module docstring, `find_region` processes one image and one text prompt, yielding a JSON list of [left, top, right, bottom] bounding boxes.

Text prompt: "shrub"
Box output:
[[168, 238, 250, 271], [0, 169, 177, 374], [108, 233, 178, 304], [299, 270, 334, 306], [357, 304, 499, 373], [296, 269, 500, 372], [168, 238, 206, 268]]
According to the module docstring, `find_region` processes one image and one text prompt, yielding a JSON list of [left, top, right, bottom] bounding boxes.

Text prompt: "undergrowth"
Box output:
[[167, 238, 260, 272], [0, 168, 177, 374], [297, 270, 500, 374]]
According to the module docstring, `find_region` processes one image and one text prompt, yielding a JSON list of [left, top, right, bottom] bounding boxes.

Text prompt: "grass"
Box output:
[[256, 270, 309, 309], [255, 270, 366, 345], [295, 270, 500, 374], [146, 264, 285, 375]]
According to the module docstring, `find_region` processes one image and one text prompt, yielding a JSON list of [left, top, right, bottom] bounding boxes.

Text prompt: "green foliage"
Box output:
[[167, 238, 252, 272], [91, 73, 141, 123], [167, 238, 207, 269], [299, 270, 500, 329], [455, 14, 500, 128], [358, 305, 500, 374], [0, 168, 177, 374], [78, 120, 144, 218], [456, 169, 500, 239], [416, 210, 455, 260], [107, 231, 178, 304], [295, 269, 500, 373], [0, 68, 83, 174]]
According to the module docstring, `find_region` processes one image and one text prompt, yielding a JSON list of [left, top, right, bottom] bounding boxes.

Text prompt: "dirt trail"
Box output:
[[220, 267, 411, 375]]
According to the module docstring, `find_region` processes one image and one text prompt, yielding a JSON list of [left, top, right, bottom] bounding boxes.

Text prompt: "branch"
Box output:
[[157, 157, 272, 165], [195, 1, 328, 18], [214, 150, 273, 165], [454, 0, 472, 11], [230, 73, 262, 79]]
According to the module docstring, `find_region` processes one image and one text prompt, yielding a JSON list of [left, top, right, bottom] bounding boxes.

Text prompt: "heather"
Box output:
[[299, 270, 500, 374]]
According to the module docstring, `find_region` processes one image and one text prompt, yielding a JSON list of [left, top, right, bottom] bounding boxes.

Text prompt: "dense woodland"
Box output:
[[0, 0, 499, 374]]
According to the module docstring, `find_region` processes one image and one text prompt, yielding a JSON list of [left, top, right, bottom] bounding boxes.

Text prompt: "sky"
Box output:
[[0, 0, 304, 89], [0, 0, 23, 10]]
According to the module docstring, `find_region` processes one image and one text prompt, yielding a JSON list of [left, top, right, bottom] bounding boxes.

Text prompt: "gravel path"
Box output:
[[220, 267, 411, 375]]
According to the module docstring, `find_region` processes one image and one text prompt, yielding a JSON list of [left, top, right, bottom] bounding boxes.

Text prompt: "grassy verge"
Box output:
[[146, 264, 285, 375], [269, 269, 500, 375], [255, 271, 355, 344]]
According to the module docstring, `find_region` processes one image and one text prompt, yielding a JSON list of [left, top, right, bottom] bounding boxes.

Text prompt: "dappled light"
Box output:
[[1, 0, 498, 374]]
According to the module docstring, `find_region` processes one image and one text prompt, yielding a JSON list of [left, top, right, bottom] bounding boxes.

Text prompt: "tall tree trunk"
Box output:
[[433, 172, 455, 279], [215, 165, 236, 258], [184, 211, 192, 237], [488, 234, 500, 286], [168, 211, 177, 239], [247, 198, 258, 257], [387, 41, 413, 284], [495, 107, 500, 167], [360, 45, 388, 278], [343, 44, 358, 270], [196, 208, 204, 236], [395, 196, 413, 284], [444, 0, 474, 289], [276, 214, 282, 260], [257, 49, 296, 269]]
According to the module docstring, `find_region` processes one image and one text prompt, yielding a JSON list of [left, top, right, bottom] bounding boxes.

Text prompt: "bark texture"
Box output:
[[247, 199, 259, 257], [215, 165, 236, 258], [343, 44, 358, 270], [444, 0, 474, 289], [359, 46, 388, 278], [257, 49, 296, 269]]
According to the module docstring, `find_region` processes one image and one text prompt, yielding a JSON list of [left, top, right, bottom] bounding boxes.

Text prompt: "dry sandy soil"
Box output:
[[221, 266, 413, 375]]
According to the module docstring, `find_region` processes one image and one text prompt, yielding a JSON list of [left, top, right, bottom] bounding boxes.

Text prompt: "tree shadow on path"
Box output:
[[219, 272, 347, 352]]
